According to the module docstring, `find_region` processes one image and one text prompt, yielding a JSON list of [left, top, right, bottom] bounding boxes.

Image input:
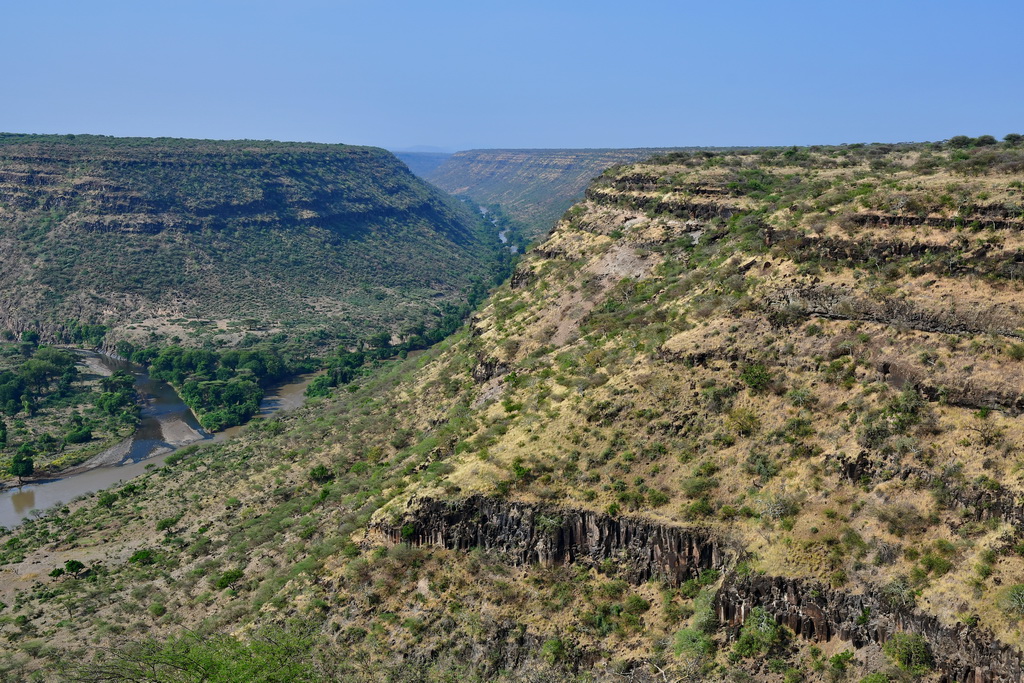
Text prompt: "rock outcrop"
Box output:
[[379, 495, 729, 585], [717, 574, 1024, 683], [382, 496, 1024, 682]]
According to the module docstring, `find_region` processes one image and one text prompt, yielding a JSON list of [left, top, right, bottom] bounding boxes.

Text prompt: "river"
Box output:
[[480, 206, 517, 254], [0, 352, 316, 529]]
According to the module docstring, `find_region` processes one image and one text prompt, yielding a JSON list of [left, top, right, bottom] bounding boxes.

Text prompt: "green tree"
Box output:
[[10, 447, 34, 484], [215, 568, 244, 589], [0, 416, 6, 447], [64, 559, 86, 576], [308, 465, 332, 483], [368, 331, 392, 349], [1005, 133, 1023, 146], [740, 363, 773, 393]]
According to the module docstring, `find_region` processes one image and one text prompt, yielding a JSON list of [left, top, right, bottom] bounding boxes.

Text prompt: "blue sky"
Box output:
[[2, 0, 1021, 150]]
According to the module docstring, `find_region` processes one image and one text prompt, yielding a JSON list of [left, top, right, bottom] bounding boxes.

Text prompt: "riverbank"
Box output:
[[0, 357, 320, 529], [0, 345, 144, 488]]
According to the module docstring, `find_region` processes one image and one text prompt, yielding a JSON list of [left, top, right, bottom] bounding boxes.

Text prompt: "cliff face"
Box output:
[[0, 134, 502, 345], [380, 495, 729, 584], [717, 575, 1023, 683]]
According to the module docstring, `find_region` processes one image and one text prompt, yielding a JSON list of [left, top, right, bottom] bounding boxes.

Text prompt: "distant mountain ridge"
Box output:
[[393, 151, 452, 178], [0, 133, 505, 347], [424, 148, 688, 238]]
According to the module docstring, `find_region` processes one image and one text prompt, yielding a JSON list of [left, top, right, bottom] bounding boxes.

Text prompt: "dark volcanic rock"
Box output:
[[717, 574, 1024, 683], [382, 496, 1024, 682], [379, 494, 728, 585]]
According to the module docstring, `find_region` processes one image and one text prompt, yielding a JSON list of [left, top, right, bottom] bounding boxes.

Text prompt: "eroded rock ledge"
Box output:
[[379, 495, 1024, 682], [718, 575, 1022, 683], [379, 494, 729, 584]]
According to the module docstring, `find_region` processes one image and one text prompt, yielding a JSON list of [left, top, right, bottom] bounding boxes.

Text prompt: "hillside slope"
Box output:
[[425, 148, 682, 240], [6, 139, 1024, 681], [0, 134, 505, 348]]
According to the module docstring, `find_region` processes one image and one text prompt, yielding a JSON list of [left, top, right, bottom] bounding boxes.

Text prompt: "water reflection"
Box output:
[[11, 489, 34, 516]]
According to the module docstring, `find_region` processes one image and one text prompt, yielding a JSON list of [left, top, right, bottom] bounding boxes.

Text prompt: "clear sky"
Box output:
[[2, 0, 1021, 150]]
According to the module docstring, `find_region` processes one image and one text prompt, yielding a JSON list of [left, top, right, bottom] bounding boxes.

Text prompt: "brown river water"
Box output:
[[0, 352, 316, 529]]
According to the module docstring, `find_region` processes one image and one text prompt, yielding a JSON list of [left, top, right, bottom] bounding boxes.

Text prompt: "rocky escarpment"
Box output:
[[585, 185, 740, 221], [381, 496, 1024, 681], [839, 451, 1024, 530], [0, 136, 475, 239], [773, 230, 1024, 281], [764, 284, 1024, 339], [717, 575, 1023, 683], [386, 616, 602, 678], [379, 495, 730, 585]]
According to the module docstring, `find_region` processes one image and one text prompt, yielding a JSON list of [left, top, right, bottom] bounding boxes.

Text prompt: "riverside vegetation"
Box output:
[[0, 338, 138, 482], [4, 136, 1024, 680]]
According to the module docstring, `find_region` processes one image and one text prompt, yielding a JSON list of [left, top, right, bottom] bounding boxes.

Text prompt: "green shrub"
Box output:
[[64, 559, 86, 575], [830, 650, 854, 672], [692, 589, 718, 634], [541, 638, 567, 664], [214, 569, 243, 589], [128, 549, 156, 566], [156, 516, 179, 532], [882, 632, 933, 673], [623, 595, 650, 615], [733, 607, 784, 658], [740, 364, 773, 393], [64, 427, 92, 444], [730, 408, 761, 436], [1002, 584, 1024, 616], [674, 627, 715, 658], [859, 674, 891, 683], [308, 465, 333, 483]]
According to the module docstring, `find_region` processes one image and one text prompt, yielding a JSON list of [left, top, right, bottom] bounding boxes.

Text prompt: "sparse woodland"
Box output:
[[5, 137, 1024, 680]]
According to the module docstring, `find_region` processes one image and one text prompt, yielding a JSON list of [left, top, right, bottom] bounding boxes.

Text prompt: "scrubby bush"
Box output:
[[674, 627, 715, 657], [214, 569, 244, 589], [1002, 584, 1024, 616], [882, 632, 932, 673], [740, 364, 773, 393], [541, 638, 567, 664], [733, 607, 785, 657]]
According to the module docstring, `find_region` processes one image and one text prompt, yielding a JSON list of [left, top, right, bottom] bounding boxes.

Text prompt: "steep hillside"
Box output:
[[426, 148, 683, 240], [0, 134, 505, 349], [6, 138, 1024, 681]]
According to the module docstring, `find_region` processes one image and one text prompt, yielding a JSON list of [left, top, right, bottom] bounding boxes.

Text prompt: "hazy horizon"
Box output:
[[3, 0, 1021, 150]]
